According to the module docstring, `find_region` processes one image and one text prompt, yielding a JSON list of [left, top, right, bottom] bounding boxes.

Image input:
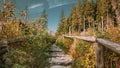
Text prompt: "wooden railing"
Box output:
[[0, 41, 7, 56], [0, 34, 44, 67], [63, 35, 120, 68], [0, 35, 34, 56], [0, 34, 40, 55], [0, 40, 7, 68]]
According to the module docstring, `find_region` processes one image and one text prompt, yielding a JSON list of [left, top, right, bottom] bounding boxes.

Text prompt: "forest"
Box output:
[[0, 0, 120, 68], [0, 0, 55, 68], [56, 0, 120, 68]]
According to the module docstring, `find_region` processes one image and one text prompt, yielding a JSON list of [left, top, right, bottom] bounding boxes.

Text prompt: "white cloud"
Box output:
[[47, 0, 76, 9], [28, 3, 43, 9], [49, 3, 67, 9]]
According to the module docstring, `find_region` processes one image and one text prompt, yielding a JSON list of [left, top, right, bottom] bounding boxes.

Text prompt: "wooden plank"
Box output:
[[97, 38, 120, 54], [63, 35, 96, 42], [95, 43, 104, 68]]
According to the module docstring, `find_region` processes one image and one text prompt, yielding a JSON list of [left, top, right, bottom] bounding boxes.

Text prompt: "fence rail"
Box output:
[[63, 35, 120, 68]]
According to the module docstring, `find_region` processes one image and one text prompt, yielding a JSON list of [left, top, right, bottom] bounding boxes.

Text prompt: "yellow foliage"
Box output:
[[73, 40, 95, 67], [0, 21, 23, 39]]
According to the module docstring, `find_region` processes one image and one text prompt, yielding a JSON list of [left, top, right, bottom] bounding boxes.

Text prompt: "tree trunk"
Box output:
[[84, 16, 86, 32], [115, 10, 120, 26], [101, 16, 104, 32], [107, 9, 109, 29], [78, 23, 81, 33]]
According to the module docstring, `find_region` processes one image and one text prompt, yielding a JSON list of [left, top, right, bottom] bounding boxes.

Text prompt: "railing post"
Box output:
[[70, 38, 77, 56], [0, 40, 8, 68], [95, 42, 104, 68]]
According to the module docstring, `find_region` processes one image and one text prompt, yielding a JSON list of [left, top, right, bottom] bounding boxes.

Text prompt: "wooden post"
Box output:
[[95, 42, 104, 68], [0, 41, 8, 68], [70, 38, 77, 57], [84, 16, 86, 32], [69, 26, 71, 36], [101, 16, 104, 32]]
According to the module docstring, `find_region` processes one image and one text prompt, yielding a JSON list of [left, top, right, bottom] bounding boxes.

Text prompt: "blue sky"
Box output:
[[11, 0, 78, 32]]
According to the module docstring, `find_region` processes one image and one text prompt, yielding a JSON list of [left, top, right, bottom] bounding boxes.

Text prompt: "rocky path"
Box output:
[[48, 44, 73, 68]]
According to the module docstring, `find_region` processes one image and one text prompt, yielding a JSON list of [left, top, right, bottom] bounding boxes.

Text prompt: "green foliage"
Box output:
[[39, 9, 48, 30], [56, 10, 66, 36], [55, 0, 120, 67], [0, 20, 55, 68], [0, 0, 56, 68], [70, 40, 95, 68], [83, 0, 95, 17], [104, 47, 120, 68], [56, 36, 73, 53], [0, 1, 15, 21], [92, 26, 120, 67], [56, 37, 95, 67]]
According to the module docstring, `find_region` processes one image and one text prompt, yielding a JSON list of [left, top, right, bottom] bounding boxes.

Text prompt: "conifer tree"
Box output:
[[83, 0, 95, 29], [0, 0, 15, 22], [96, 0, 113, 30], [40, 9, 48, 30], [112, 0, 120, 26], [56, 9, 66, 35], [71, 6, 77, 33], [76, 0, 83, 32]]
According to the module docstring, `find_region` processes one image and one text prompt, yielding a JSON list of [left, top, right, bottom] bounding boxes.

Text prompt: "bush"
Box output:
[[0, 21, 55, 68], [72, 40, 95, 68], [55, 36, 73, 53]]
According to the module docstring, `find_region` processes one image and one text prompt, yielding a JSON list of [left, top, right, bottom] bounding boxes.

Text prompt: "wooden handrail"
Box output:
[[63, 35, 96, 42], [3, 35, 35, 44], [0, 35, 34, 56], [63, 35, 120, 54], [97, 38, 120, 54], [0, 34, 40, 56], [63, 35, 120, 68]]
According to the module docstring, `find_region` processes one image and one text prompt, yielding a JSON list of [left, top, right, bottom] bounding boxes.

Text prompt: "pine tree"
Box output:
[[76, 0, 83, 32], [0, 0, 15, 22], [71, 5, 78, 33], [40, 9, 48, 30], [56, 9, 66, 35], [96, 0, 113, 30], [67, 12, 73, 35], [96, 0, 107, 31], [112, 0, 120, 26], [63, 18, 69, 34], [83, 0, 95, 29]]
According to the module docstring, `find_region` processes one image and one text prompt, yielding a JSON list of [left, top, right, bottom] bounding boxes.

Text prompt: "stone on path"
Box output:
[[49, 44, 62, 52], [48, 44, 73, 68], [49, 56, 73, 65], [50, 65, 72, 68]]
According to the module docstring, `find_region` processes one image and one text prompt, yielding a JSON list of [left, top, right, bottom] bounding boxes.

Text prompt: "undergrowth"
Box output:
[[0, 20, 55, 68]]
